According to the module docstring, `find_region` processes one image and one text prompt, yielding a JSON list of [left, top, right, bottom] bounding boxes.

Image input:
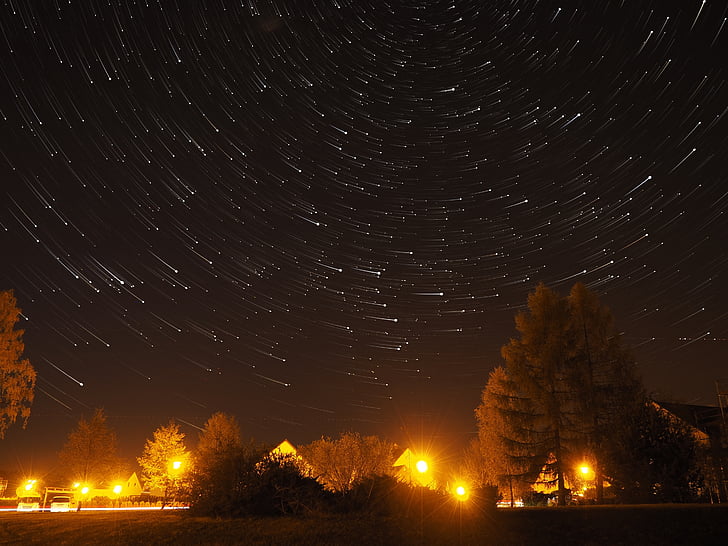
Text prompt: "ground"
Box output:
[[1, 504, 727, 545]]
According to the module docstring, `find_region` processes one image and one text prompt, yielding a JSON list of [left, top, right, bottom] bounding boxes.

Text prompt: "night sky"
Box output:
[[1, 1, 726, 473]]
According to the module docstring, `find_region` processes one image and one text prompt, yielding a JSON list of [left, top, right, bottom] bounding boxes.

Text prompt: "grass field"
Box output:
[[1, 504, 727, 545]]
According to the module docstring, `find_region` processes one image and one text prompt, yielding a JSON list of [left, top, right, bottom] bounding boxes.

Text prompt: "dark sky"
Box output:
[[1, 1, 726, 475]]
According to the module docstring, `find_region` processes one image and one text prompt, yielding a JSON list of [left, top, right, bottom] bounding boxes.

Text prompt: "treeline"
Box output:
[[49, 410, 486, 517], [5, 283, 725, 513]]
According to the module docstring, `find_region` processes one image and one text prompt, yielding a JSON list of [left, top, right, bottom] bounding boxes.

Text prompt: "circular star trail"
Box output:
[[1, 0, 726, 464]]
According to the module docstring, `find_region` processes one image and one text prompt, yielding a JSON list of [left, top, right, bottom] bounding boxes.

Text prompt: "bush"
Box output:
[[337, 474, 409, 515], [340, 475, 497, 523], [250, 454, 332, 516], [189, 450, 331, 518]]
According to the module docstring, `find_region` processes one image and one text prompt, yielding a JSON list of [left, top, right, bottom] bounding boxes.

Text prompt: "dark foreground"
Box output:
[[1, 504, 727, 545]]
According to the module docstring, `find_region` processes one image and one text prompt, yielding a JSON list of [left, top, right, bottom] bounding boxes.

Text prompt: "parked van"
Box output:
[[16, 495, 41, 512]]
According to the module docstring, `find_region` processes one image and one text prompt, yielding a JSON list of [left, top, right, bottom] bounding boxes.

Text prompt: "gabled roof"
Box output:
[[653, 401, 713, 444], [392, 447, 415, 468], [271, 439, 298, 457], [125, 472, 142, 496], [656, 401, 723, 435]]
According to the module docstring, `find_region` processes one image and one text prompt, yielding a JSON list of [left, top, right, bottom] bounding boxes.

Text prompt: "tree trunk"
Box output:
[[595, 458, 604, 503], [554, 426, 567, 506], [508, 474, 514, 507]]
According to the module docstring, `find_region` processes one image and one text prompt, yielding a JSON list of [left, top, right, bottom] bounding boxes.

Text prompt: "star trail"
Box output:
[[1, 0, 726, 467]]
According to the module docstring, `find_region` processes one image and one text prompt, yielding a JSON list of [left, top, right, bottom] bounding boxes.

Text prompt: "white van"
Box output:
[[16, 495, 41, 512]]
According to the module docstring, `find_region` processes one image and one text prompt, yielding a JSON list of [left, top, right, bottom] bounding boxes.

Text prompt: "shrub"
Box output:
[[189, 450, 331, 518]]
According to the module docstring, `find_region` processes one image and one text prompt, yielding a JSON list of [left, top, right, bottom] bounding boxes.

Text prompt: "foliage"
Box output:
[[602, 402, 706, 503], [195, 412, 243, 465], [298, 432, 396, 492], [500, 283, 580, 505], [481, 283, 642, 504], [137, 421, 190, 505], [252, 453, 332, 516], [342, 474, 497, 518], [0, 289, 36, 439], [189, 443, 264, 517], [189, 412, 254, 517], [58, 408, 124, 485], [459, 438, 491, 489], [190, 412, 243, 509], [189, 446, 331, 518], [566, 283, 644, 500], [474, 366, 535, 503]]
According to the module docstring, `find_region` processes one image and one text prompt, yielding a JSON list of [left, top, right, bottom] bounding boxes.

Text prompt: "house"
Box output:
[[655, 401, 722, 446], [655, 401, 728, 501], [392, 447, 437, 488], [264, 439, 312, 477], [83, 472, 143, 499]]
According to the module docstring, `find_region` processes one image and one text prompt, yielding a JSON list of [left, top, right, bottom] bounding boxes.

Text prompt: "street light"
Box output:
[[577, 463, 595, 500], [454, 484, 469, 501]]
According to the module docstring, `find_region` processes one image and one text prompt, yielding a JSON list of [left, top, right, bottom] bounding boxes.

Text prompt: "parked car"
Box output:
[[50, 495, 73, 512]]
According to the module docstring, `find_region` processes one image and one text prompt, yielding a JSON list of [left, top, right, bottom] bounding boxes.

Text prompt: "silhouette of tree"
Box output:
[[0, 289, 36, 439], [58, 408, 124, 485]]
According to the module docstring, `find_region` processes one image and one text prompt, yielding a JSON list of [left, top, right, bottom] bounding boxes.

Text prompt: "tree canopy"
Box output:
[[299, 432, 396, 492], [195, 412, 243, 465], [0, 289, 36, 439], [478, 282, 642, 504], [138, 421, 190, 504], [474, 366, 535, 504], [58, 408, 124, 485]]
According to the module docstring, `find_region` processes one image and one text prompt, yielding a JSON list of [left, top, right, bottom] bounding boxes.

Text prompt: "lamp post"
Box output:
[[415, 458, 431, 487], [578, 464, 595, 501], [166, 456, 188, 507]]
